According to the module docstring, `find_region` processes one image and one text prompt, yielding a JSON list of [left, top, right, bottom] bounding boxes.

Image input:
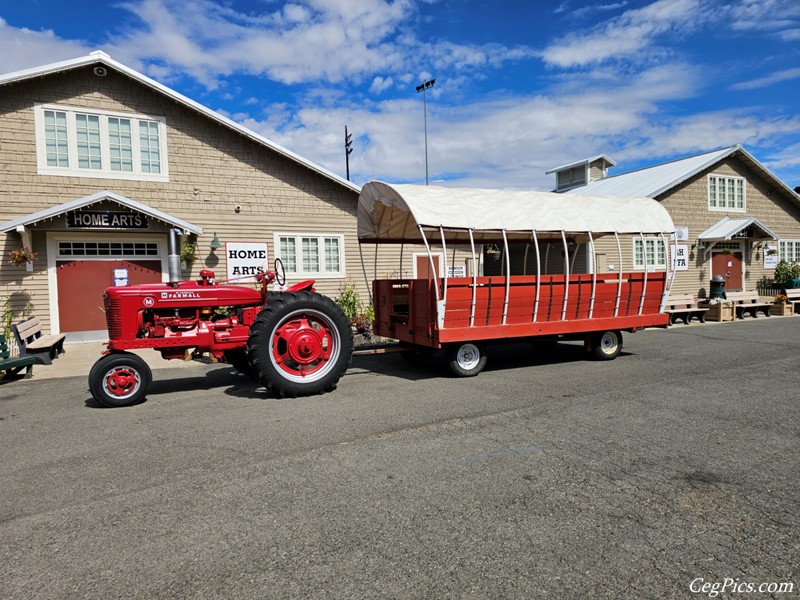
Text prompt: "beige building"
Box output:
[[0, 52, 394, 341], [549, 146, 800, 298]]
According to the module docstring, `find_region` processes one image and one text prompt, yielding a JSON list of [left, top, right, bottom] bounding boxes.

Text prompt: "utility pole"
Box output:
[[415, 78, 435, 185], [345, 126, 354, 181]]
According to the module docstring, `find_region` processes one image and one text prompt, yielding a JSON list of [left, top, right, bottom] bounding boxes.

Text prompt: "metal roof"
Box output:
[[0, 191, 203, 234], [561, 145, 800, 207], [545, 154, 616, 175], [0, 51, 360, 195], [698, 216, 778, 242]]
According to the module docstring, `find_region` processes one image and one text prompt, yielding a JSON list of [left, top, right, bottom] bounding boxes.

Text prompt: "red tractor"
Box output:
[[88, 248, 353, 407]]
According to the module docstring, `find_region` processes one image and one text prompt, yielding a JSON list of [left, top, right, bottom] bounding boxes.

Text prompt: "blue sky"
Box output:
[[1, 0, 799, 190]]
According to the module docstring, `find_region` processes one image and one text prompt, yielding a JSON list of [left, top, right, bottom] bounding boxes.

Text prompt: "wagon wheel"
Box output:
[[446, 341, 487, 377], [247, 291, 353, 398], [88, 352, 152, 407], [589, 330, 623, 361]]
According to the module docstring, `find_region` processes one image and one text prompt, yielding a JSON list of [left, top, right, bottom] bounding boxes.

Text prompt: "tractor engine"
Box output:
[[102, 270, 264, 360]]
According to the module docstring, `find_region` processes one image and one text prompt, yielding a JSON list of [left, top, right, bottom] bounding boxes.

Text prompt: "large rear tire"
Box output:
[[88, 352, 152, 407], [247, 291, 353, 398]]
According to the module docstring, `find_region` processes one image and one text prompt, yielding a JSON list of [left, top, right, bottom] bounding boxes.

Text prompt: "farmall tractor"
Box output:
[[88, 230, 353, 407]]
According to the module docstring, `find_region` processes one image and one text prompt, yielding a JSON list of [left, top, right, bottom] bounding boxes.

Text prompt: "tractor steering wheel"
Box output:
[[274, 257, 286, 287]]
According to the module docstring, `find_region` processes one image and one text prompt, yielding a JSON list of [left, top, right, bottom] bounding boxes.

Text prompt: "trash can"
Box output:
[[710, 275, 726, 299], [788, 278, 800, 289]]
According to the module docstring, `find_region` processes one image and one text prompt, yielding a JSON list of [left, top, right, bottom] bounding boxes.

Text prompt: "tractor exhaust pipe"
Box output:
[[168, 228, 183, 286]]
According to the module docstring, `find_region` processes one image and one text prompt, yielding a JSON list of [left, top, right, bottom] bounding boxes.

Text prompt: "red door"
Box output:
[[57, 260, 162, 332], [711, 251, 743, 292], [415, 255, 440, 279]]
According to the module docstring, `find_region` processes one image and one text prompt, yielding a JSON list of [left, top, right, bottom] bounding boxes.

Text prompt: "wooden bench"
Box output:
[[783, 289, 800, 314], [663, 293, 709, 324], [0, 333, 38, 380], [11, 316, 66, 365], [725, 291, 772, 319]]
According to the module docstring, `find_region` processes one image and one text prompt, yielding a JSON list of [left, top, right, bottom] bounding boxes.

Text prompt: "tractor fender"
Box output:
[[285, 280, 315, 292]]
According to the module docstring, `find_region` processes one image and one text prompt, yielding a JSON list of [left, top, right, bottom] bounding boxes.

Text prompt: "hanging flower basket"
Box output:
[[8, 246, 37, 266]]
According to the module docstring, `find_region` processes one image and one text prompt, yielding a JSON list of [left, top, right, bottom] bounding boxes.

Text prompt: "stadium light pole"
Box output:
[[415, 78, 435, 185]]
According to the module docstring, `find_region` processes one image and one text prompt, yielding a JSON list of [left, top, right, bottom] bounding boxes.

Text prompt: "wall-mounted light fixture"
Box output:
[[209, 233, 222, 250]]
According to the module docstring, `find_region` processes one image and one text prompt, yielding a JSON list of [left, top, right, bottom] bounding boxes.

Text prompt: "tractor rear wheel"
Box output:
[[247, 291, 353, 398], [89, 352, 152, 408]]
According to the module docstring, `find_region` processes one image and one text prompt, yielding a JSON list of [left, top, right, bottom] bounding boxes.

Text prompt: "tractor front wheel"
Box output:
[[89, 352, 152, 408], [247, 291, 353, 398]]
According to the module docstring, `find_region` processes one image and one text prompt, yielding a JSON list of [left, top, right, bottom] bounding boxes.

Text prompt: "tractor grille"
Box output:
[[104, 295, 123, 339]]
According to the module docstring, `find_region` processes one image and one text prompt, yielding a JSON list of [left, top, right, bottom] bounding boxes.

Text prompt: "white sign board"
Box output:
[[671, 227, 689, 242], [447, 264, 467, 278], [113, 268, 128, 287], [764, 245, 779, 269], [671, 244, 689, 271], [226, 242, 269, 282]]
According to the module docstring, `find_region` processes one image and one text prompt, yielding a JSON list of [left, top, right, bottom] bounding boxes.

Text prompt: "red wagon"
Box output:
[[357, 181, 677, 376]]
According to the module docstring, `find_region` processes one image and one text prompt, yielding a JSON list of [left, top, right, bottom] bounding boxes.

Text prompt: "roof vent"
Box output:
[[93, 66, 108, 77]]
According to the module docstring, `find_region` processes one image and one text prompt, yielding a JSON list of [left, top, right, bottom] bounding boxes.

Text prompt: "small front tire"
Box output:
[[89, 352, 152, 408], [446, 342, 487, 377]]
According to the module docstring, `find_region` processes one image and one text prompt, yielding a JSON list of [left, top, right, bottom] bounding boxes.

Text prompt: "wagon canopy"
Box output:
[[357, 181, 675, 243]]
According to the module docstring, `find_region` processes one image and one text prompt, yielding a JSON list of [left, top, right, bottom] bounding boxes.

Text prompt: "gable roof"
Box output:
[[545, 154, 616, 175], [698, 216, 778, 242], [0, 51, 360, 194], [561, 145, 800, 206], [0, 191, 203, 234]]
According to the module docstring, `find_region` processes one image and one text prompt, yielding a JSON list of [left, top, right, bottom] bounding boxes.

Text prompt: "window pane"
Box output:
[[708, 177, 716, 207], [109, 118, 133, 172], [139, 121, 162, 174], [324, 238, 339, 272], [634, 240, 644, 267], [280, 237, 297, 272], [44, 110, 69, 167], [302, 237, 319, 272], [76, 114, 102, 170]]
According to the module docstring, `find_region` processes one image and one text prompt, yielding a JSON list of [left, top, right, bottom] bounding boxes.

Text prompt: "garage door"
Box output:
[[55, 240, 162, 333]]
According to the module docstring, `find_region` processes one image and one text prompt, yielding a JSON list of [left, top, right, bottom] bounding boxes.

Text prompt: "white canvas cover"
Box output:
[[358, 181, 675, 243]]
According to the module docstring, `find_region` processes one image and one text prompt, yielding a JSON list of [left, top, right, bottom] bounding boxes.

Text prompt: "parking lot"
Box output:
[[2, 318, 799, 599]]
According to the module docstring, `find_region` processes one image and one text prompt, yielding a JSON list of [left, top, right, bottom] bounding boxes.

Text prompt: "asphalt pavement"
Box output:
[[2, 316, 799, 599]]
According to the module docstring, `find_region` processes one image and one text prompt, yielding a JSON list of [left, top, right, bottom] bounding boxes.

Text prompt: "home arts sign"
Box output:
[[67, 211, 148, 229]]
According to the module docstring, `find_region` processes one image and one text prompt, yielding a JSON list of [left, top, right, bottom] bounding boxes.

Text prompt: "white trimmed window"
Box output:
[[633, 237, 666, 270], [779, 240, 800, 263], [275, 233, 345, 279], [35, 104, 168, 181], [708, 174, 745, 212]]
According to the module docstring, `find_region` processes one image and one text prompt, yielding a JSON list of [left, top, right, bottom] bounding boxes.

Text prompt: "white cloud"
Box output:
[[0, 18, 92, 73], [541, 0, 703, 68], [369, 76, 394, 94], [103, 0, 531, 88], [731, 67, 800, 91]]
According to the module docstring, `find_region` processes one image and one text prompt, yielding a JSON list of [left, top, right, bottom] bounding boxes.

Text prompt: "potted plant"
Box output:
[[701, 297, 735, 321], [179, 237, 198, 268], [8, 246, 37, 266], [770, 293, 792, 316]]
